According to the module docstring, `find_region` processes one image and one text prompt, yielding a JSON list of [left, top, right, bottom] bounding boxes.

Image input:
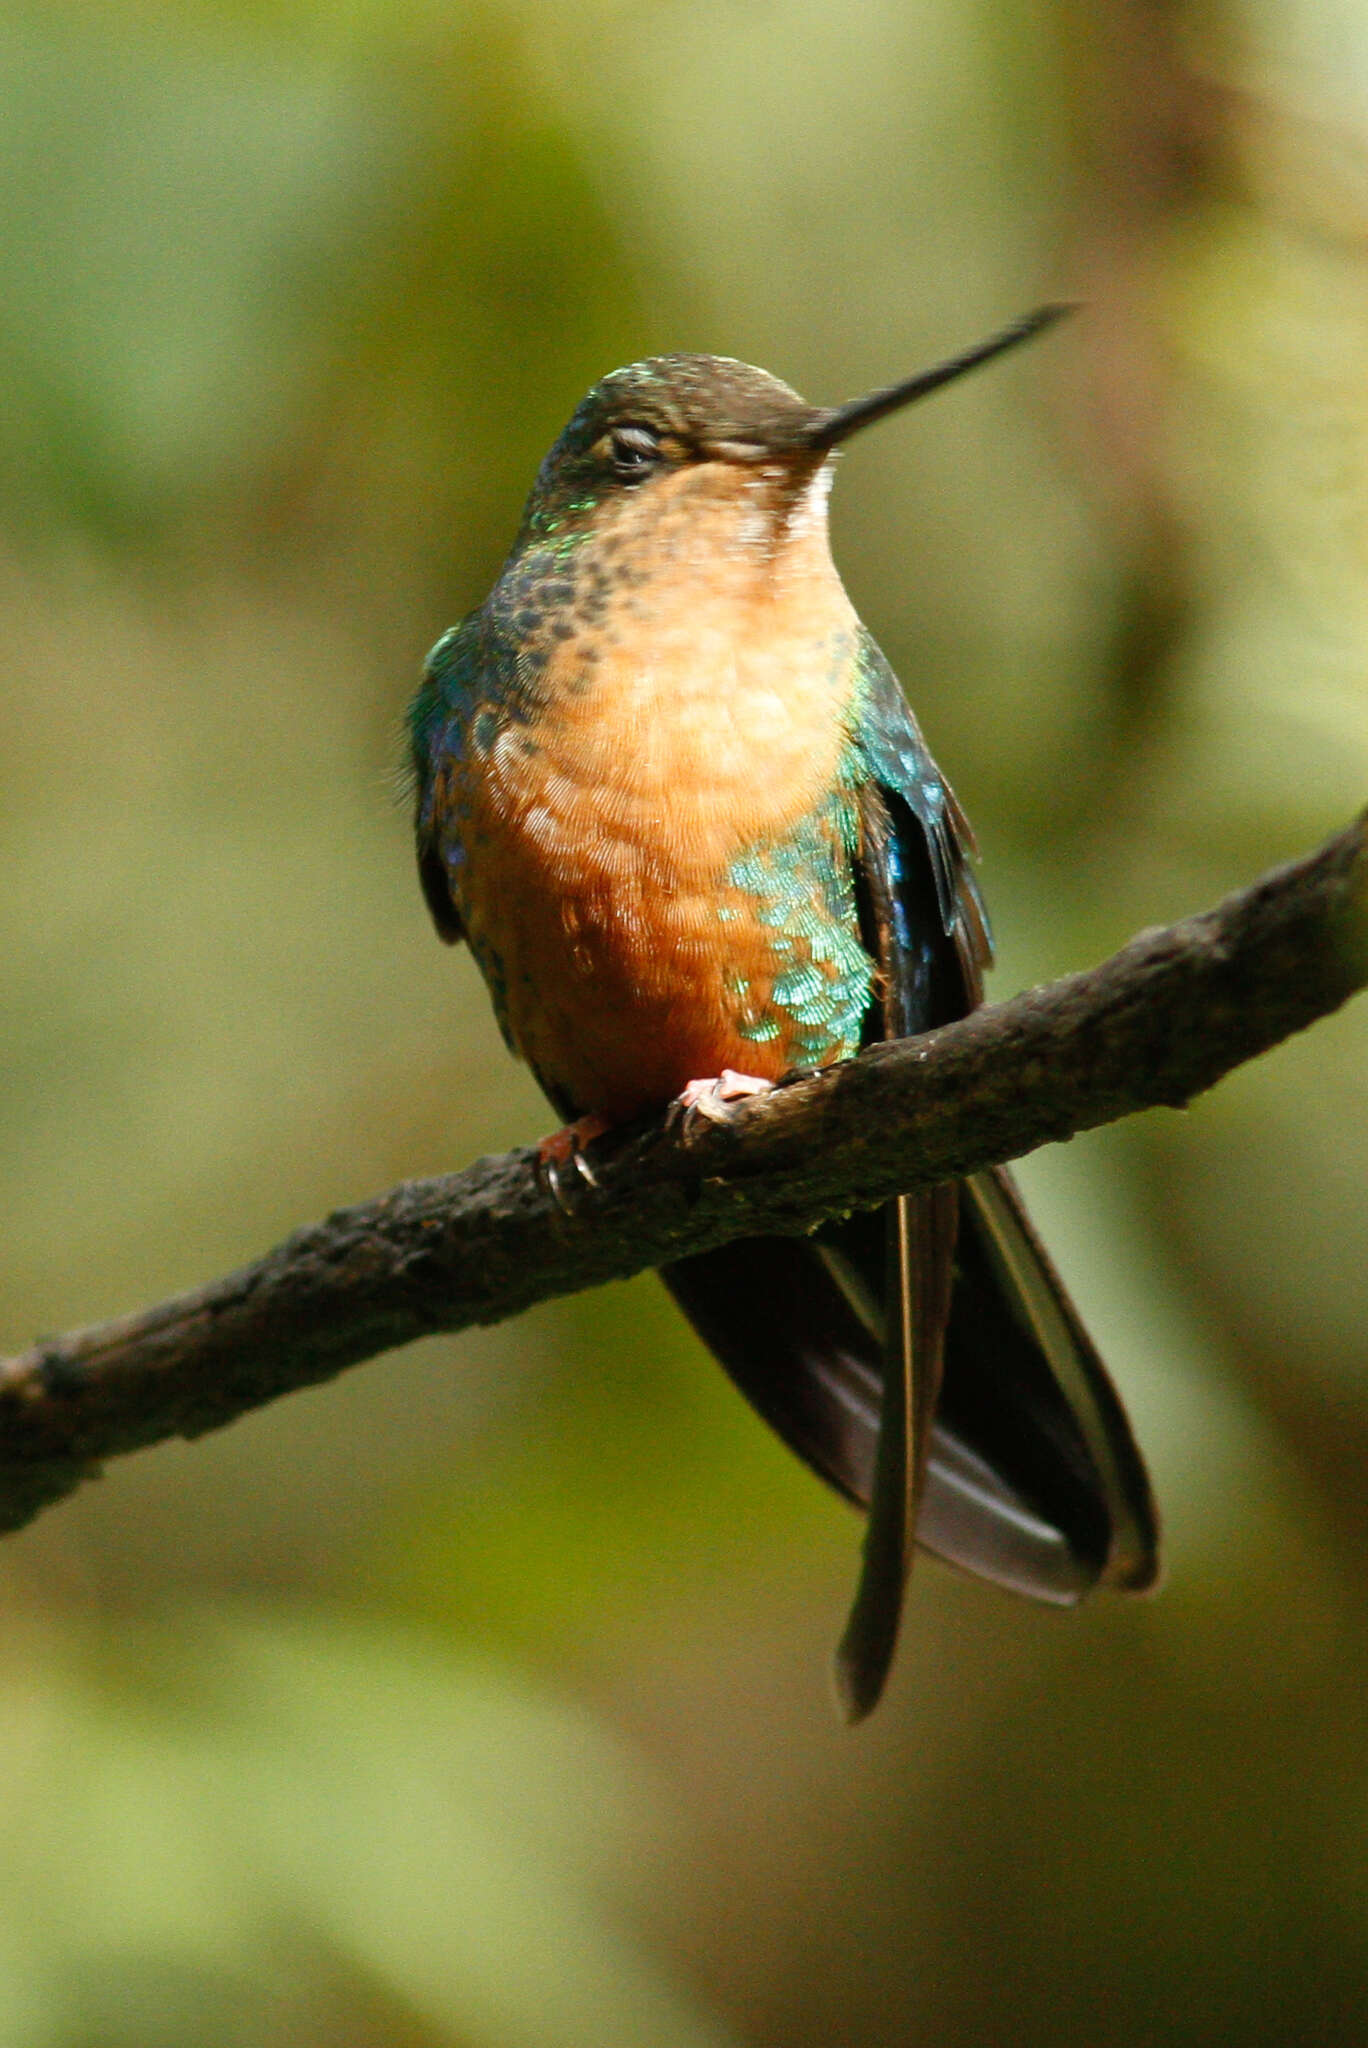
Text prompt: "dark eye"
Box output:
[[608, 424, 661, 480]]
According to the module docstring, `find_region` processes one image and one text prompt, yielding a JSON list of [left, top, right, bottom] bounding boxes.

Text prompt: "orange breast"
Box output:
[[451, 463, 866, 1121]]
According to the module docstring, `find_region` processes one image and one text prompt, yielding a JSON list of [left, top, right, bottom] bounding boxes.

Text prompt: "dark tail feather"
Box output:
[[833, 1187, 955, 1722], [954, 1168, 1159, 1593], [661, 1170, 1158, 1630], [659, 1235, 882, 1504]]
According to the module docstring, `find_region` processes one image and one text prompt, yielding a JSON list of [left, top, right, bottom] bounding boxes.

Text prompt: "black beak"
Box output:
[[798, 303, 1073, 453]]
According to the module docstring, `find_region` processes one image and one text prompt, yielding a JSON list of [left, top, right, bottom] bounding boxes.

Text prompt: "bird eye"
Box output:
[[608, 425, 661, 480]]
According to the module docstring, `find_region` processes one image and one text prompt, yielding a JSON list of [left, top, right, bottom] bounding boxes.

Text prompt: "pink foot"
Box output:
[[677, 1070, 775, 1120]]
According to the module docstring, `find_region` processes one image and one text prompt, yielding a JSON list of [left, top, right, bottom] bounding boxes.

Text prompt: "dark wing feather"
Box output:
[[418, 842, 465, 945], [410, 617, 484, 947], [855, 635, 1157, 1603], [666, 633, 1158, 1717]]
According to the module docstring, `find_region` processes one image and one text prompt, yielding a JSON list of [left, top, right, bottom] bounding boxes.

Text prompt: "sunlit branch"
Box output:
[[1, 811, 1364, 1538]]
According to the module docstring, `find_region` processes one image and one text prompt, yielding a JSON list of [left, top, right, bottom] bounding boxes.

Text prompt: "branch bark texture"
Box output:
[[2, 813, 1365, 1537]]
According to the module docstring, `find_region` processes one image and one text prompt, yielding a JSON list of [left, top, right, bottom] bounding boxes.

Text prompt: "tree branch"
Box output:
[[2, 812, 1364, 1538]]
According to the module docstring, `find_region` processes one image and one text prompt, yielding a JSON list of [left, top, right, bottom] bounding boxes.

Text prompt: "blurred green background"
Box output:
[[2, 1, 1367, 2042]]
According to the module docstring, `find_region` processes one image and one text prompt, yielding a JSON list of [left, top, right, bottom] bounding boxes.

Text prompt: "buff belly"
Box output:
[[450, 683, 872, 1120], [469, 844, 797, 1120]]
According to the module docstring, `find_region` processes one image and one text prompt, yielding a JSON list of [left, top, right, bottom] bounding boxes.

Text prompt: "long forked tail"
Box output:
[[661, 1163, 1158, 1697]]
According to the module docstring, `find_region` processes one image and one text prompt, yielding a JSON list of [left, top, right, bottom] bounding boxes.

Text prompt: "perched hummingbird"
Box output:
[[408, 309, 1159, 1719]]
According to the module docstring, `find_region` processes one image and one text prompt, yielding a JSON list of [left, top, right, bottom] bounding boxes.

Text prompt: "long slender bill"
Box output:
[[802, 303, 1074, 452]]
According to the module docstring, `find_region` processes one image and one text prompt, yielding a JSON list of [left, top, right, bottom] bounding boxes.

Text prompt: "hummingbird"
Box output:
[[408, 308, 1159, 1720]]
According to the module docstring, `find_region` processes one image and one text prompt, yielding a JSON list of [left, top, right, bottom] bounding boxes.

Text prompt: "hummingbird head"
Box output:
[[512, 352, 824, 559], [512, 305, 1071, 566]]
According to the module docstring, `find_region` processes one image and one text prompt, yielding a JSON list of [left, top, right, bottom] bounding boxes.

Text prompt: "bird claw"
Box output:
[[536, 1115, 608, 1213]]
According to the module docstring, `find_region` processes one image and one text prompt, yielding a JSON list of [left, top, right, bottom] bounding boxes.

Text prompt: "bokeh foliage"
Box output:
[[2, 1, 1367, 2041]]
